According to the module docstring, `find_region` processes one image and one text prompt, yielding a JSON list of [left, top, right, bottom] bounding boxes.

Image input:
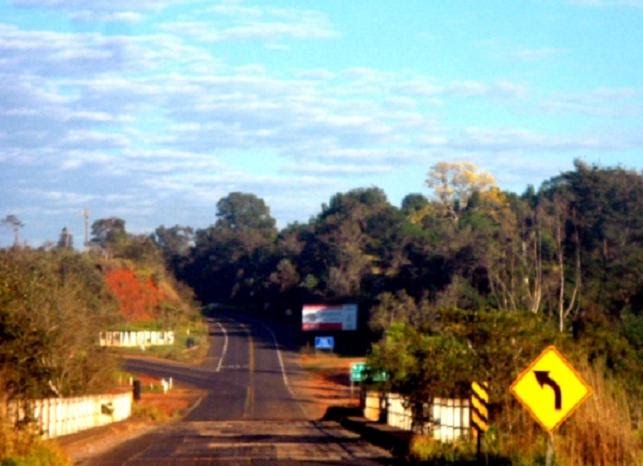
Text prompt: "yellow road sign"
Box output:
[[470, 381, 490, 433], [510, 345, 591, 432]]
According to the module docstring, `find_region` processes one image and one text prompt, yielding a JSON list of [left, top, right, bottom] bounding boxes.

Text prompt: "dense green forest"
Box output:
[[167, 161, 641, 379], [169, 161, 641, 333]]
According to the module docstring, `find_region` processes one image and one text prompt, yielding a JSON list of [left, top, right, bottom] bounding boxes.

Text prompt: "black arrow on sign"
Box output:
[[534, 371, 562, 410]]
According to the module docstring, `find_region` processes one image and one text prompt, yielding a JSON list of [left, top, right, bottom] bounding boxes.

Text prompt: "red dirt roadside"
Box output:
[[290, 353, 365, 419]]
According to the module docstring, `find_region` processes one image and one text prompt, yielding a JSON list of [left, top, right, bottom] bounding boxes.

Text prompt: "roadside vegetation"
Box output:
[[0, 222, 202, 464], [0, 419, 69, 466]]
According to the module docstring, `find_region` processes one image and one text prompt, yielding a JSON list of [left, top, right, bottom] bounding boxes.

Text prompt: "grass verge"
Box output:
[[0, 420, 70, 466]]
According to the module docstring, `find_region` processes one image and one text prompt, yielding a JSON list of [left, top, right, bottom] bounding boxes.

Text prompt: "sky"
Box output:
[[1, 0, 642, 247]]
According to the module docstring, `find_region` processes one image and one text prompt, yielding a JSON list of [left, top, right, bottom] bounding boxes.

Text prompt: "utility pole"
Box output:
[[83, 208, 90, 250]]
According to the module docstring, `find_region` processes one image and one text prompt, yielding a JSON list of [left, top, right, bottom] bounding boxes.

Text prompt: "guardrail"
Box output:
[[6, 391, 132, 439], [364, 391, 470, 441]]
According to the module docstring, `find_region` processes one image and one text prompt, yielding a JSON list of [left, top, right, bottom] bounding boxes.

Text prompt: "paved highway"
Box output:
[[83, 313, 392, 465]]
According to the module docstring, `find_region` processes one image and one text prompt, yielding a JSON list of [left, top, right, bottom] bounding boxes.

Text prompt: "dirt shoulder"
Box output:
[[288, 352, 365, 420]]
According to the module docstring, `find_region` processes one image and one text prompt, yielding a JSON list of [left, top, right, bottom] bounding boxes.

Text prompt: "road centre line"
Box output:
[[217, 317, 293, 396], [244, 328, 255, 418]]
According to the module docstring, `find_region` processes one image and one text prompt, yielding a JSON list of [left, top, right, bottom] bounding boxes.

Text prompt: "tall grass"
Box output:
[[0, 418, 69, 466], [555, 365, 641, 466], [491, 364, 642, 466]]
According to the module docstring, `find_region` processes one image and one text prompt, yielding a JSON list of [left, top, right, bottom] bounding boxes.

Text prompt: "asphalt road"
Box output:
[[82, 313, 392, 465]]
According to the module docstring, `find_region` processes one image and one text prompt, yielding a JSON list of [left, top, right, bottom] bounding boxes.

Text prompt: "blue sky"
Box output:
[[1, 0, 642, 247]]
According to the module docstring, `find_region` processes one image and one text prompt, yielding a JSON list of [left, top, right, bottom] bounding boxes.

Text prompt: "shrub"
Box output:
[[0, 249, 119, 399], [411, 435, 476, 463], [0, 418, 69, 466], [132, 403, 169, 423]]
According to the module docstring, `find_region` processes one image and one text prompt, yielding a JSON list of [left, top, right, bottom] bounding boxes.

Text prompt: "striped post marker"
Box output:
[[471, 381, 490, 457]]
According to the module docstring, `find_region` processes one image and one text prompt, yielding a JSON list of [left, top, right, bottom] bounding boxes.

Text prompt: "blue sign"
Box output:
[[314, 336, 335, 350]]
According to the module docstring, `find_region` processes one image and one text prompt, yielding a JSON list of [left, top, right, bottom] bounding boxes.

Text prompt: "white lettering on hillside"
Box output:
[[99, 330, 175, 348]]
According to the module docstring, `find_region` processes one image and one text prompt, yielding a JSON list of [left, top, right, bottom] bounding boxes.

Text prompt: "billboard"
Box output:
[[302, 304, 358, 331]]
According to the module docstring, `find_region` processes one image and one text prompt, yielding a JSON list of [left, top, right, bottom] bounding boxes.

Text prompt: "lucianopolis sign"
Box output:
[[99, 330, 175, 348]]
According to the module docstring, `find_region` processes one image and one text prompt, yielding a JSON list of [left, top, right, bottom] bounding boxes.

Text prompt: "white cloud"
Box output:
[[10, 0, 179, 12], [20, 188, 95, 205], [69, 11, 144, 23], [159, 3, 338, 43]]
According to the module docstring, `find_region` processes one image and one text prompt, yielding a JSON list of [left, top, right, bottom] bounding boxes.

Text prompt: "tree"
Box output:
[[152, 225, 194, 259], [184, 193, 278, 305], [1, 215, 24, 247], [456, 188, 551, 314], [401, 193, 429, 214], [369, 301, 559, 427], [90, 217, 127, 254], [309, 187, 393, 299], [57, 227, 73, 250], [425, 161, 496, 221], [547, 191, 581, 332], [539, 161, 643, 333], [0, 249, 119, 400], [215, 192, 277, 236]]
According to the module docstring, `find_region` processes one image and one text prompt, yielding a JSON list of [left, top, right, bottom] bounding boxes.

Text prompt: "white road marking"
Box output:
[[260, 323, 294, 397], [215, 322, 228, 373], [216, 317, 293, 396], [183, 394, 205, 418]]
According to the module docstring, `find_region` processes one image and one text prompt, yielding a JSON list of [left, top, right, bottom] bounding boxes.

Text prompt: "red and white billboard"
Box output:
[[302, 304, 358, 331]]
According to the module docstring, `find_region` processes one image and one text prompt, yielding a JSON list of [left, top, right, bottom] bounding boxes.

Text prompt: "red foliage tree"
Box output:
[[104, 268, 165, 322]]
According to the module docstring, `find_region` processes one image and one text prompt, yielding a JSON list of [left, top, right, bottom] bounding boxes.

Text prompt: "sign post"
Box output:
[[510, 346, 592, 466]]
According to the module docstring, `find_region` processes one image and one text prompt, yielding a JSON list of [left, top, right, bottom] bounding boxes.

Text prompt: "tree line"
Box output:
[[167, 161, 642, 427], [144, 161, 642, 403], [159, 160, 640, 332]]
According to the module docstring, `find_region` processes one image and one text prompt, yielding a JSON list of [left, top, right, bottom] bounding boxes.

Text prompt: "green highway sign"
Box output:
[[371, 370, 389, 383], [350, 362, 367, 383], [350, 362, 388, 383]]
